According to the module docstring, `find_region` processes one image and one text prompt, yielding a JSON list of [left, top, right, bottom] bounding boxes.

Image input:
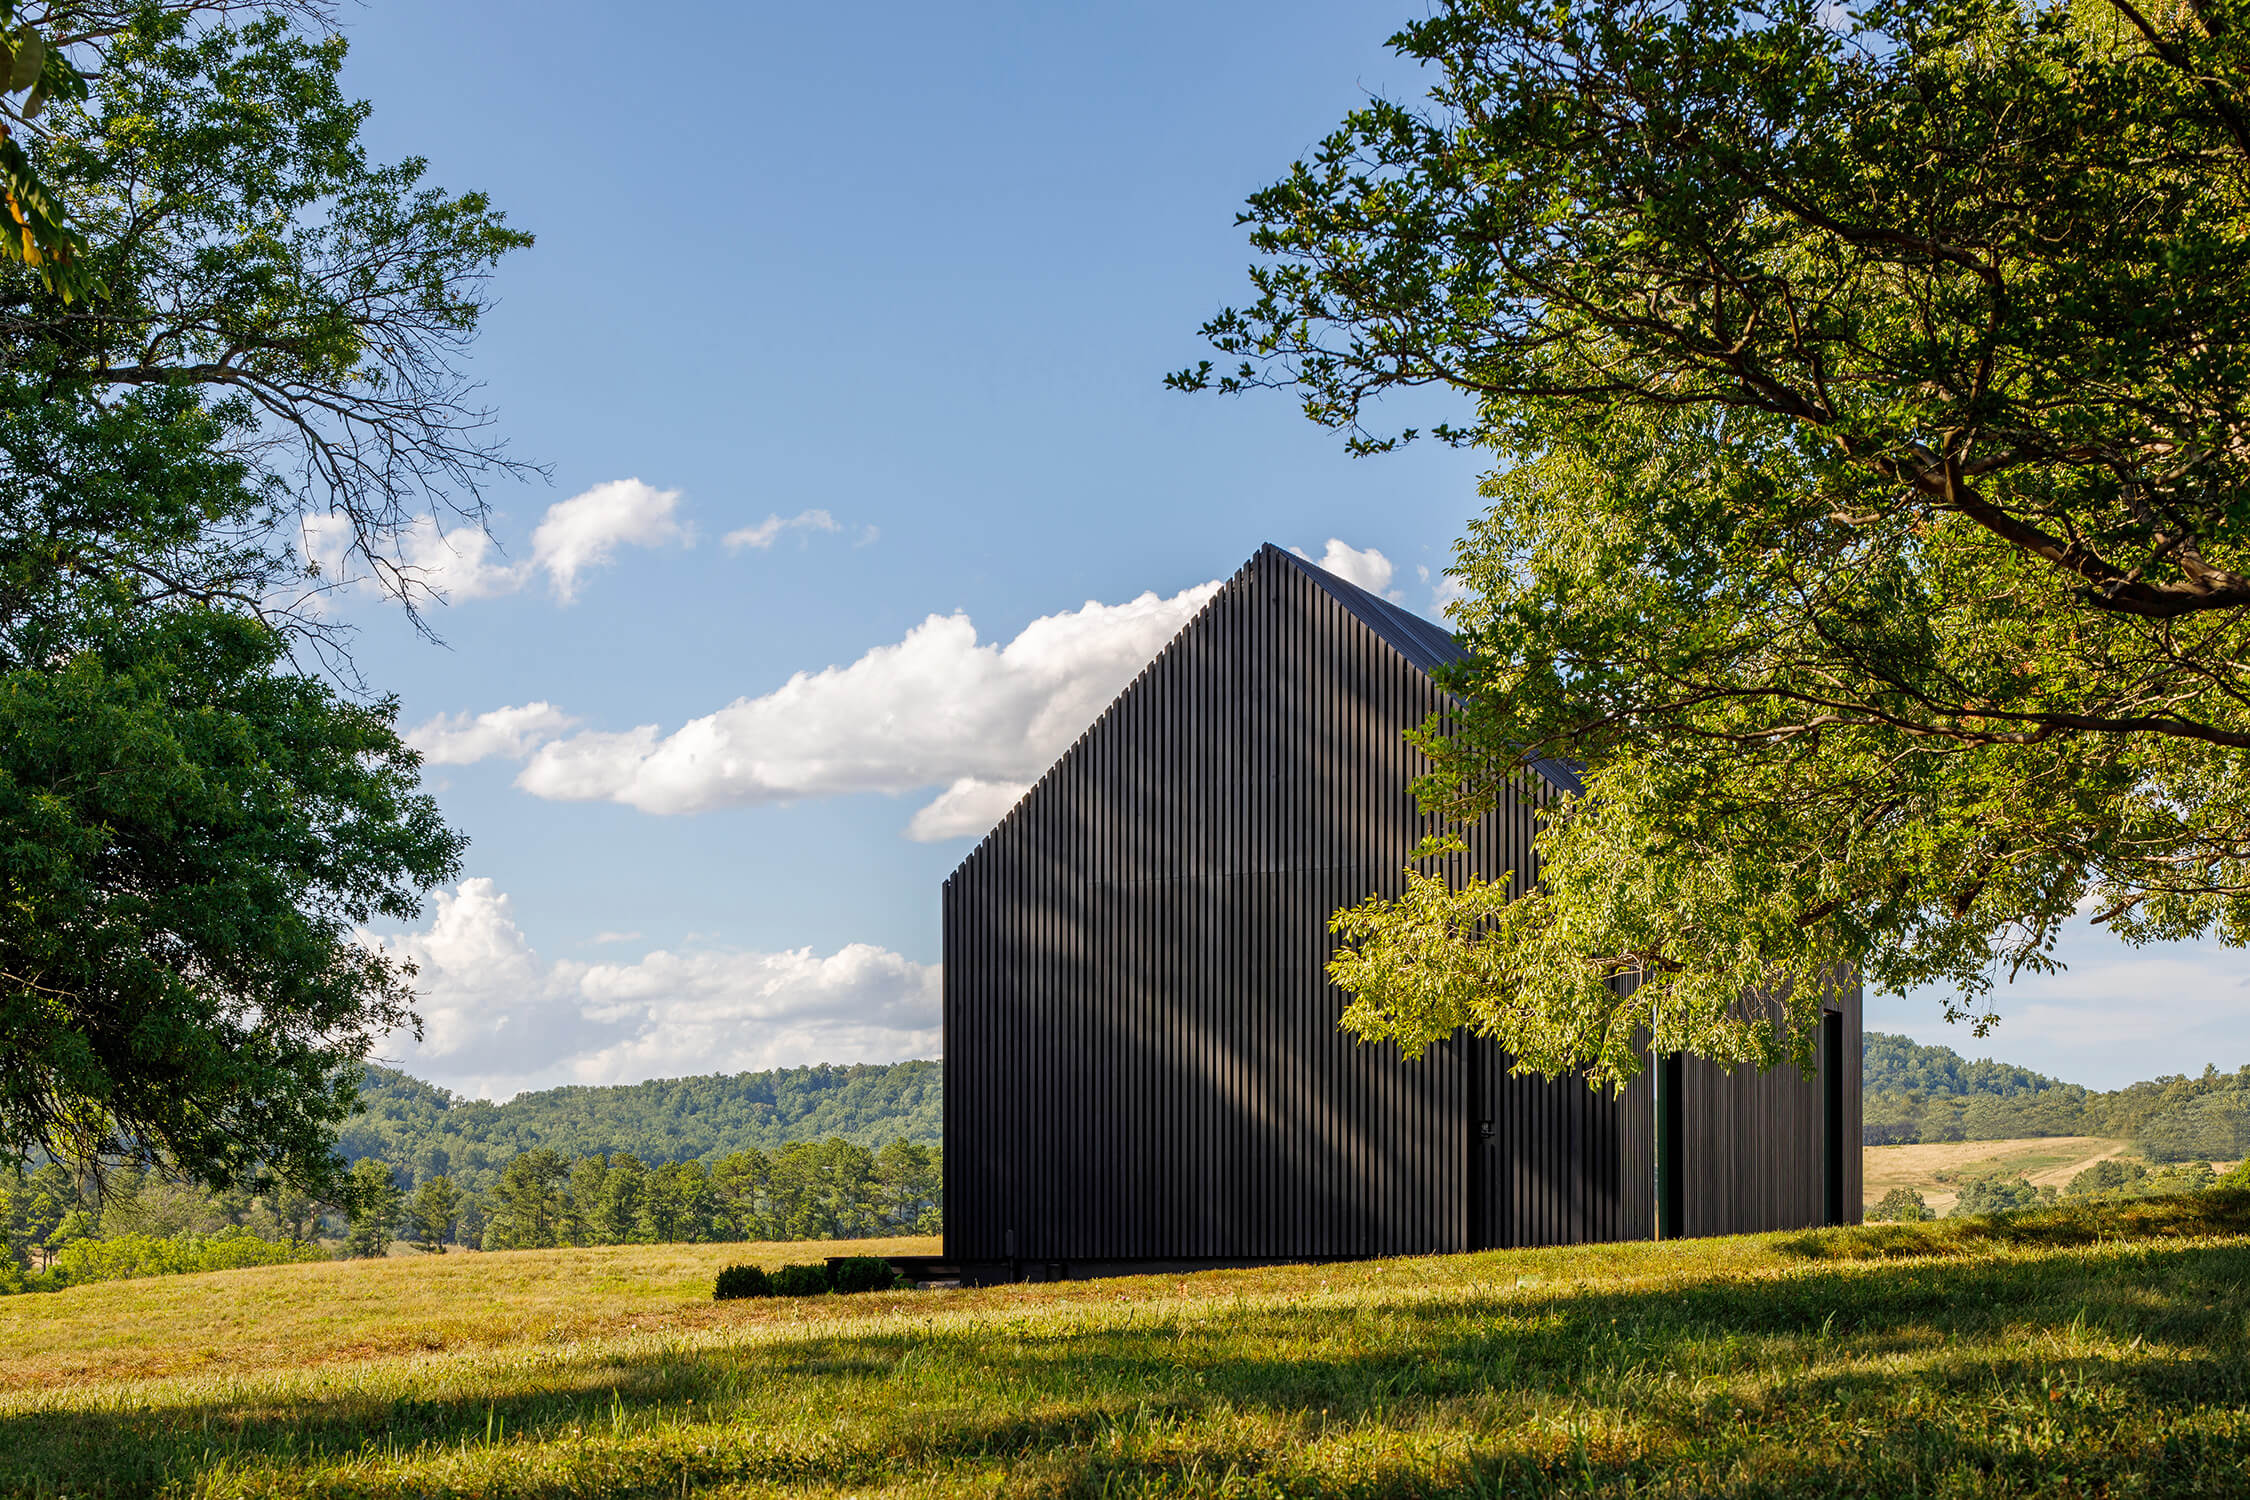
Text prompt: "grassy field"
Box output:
[[8, 1202, 2250, 1497]]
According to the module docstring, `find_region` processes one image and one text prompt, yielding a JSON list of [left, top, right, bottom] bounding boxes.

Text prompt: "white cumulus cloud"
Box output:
[[299, 512, 527, 604], [1293, 539, 1402, 602], [368, 878, 939, 1099], [300, 478, 697, 607], [529, 478, 692, 603], [1418, 564, 1469, 617], [905, 777, 1032, 843], [510, 580, 1222, 826], [406, 702, 582, 765], [723, 509, 842, 551], [423, 545, 1402, 844]]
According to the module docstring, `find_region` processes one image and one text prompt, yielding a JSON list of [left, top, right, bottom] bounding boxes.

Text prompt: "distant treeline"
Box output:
[[4, 1135, 941, 1293], [339, 1060, 940, 1198], [405, 1138, 941, 1251], [1864, 1033, 2250, 1160], [4, 1059, 945, 1290]]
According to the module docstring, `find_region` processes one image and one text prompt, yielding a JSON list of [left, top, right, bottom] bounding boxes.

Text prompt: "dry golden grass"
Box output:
[[0, 1234, 936, 1392], [1863, 1136, 2140, 1213]]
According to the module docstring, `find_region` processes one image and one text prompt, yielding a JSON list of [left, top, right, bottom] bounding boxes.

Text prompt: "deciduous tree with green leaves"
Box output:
[[0, 2, 526, 1196], [1179, 0, 2250, 1081]]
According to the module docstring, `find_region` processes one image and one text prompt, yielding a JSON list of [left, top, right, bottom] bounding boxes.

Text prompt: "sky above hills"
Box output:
[[326, 0, 2246, 1099]]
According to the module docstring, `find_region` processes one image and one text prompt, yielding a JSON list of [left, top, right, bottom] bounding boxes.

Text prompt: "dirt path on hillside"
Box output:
[[1863, 1136, 2131, 1216], [2023, 1140, 2134, 1191]]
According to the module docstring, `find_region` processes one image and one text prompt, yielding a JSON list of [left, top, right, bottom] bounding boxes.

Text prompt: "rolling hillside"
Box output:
[[1864, 1033, 2250, 1157], [337, 1060, 939, 1194]]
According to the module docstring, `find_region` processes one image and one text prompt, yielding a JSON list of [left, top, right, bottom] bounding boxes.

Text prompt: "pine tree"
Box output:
[[342, 1160, 404, 1258], [405, 1176, 460, 1254]]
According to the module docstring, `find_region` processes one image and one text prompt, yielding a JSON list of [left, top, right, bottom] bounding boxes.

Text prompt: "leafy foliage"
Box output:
[[0, 2, 524, 1193], [340, 1159, 403, 1257], [1949, 1173, 2053, 1217], [711, 1256, 905, 1299], [0, 540, 461, 1188], [0, 1155, 323, 1293], [1185, 0, 2250, 1082], [767, 1262, 830, 1297], [1868, 1186, 1933, 1222], [2066, 1158, 2222, 1200], [1863, 1033, 2066, 1099], [2140, 1092, 2250, 1163], [1858, 1035, 2250, 1152], [36, 1226, 320, 1289], [2067, 1159, 2142, 1198], [404, 1175, 457, 1254], [1862, 1030, 2094, 1144], [12, 3, 534, 608], [828, 1256, 908, 1294], [712, 1263, 771, 1300], [465, 1138, 940, 1251], [0, 0, 106, 297]]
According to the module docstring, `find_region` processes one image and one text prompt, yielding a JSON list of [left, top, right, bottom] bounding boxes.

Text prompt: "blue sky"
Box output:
[[322, 0, 2246, 1098]]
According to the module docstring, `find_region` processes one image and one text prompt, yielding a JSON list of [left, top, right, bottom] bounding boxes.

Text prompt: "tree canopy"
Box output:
[[0, 2, 524, 1192], [1180, 0, 2250, 1080]]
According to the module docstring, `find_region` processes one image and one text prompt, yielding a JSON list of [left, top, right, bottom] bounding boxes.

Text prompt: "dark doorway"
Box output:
[[1469, 1037, 1498, 1251], [1822, 1010, 1846, 1226], [1655, 1050, 1683, 1239]]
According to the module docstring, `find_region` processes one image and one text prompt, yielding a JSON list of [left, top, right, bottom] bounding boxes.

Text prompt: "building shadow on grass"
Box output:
[[7, 1238, 2249, 1497]]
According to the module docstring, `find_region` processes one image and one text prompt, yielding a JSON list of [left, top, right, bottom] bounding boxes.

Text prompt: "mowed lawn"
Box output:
[[8, 1205, 2250, 1498]]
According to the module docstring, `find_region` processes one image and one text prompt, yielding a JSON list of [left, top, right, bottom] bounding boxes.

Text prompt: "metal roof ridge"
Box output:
[[1257, 541, 1467, 674], [1260, 543, 1582, 797]]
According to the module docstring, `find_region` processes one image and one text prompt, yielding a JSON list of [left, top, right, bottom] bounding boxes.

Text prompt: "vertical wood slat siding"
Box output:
[[940, 544, 1846, 1265], [1674, 975, 1867, 1237], [942, 548, 1470, 1262]]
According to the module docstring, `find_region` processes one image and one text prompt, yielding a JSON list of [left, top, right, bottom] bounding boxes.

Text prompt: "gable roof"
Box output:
[[1268, 543, 1582, 796], [948, 544, 1581, 876], [1263, 543, 1469, 678]]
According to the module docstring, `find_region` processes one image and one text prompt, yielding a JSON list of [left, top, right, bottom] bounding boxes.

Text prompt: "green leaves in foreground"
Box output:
[[1188, 0, 2250, 1081], [0, 378, 464, 1194], [0, 4, 527, 1192], [0, 0, 93, 299]]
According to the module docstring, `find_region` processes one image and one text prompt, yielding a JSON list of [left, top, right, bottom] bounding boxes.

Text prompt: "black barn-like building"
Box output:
[[940, 545, 1860, 1279]]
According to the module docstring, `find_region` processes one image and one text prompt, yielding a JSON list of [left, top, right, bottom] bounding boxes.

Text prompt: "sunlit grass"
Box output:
[[7, 1203, 2250, 1496]]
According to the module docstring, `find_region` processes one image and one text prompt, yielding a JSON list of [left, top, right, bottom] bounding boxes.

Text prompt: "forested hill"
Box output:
[[1862, 1033, 2071, 1099], [337, 1061, 939, 1195], [1862, 1033, 2250, 1159]]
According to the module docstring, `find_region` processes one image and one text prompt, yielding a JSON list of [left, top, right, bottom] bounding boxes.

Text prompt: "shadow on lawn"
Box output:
[[5, 1237, 2249, 1498]]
